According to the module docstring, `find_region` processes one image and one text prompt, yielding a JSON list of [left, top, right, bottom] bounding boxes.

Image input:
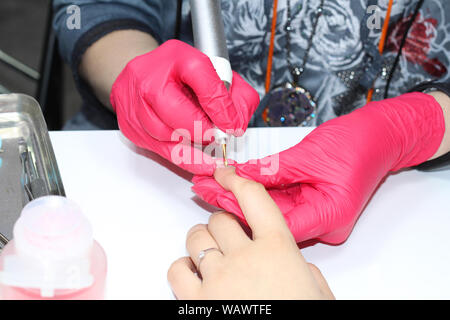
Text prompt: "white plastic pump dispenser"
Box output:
[[0, 196, 107, 300]]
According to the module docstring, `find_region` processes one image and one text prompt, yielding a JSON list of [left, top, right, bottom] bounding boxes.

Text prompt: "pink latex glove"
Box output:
[[110, 40, 259, 175], [192, 92, 445, 244]]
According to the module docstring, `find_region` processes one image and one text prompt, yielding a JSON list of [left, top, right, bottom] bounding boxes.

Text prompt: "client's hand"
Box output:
[[167, 167, 334, 300]]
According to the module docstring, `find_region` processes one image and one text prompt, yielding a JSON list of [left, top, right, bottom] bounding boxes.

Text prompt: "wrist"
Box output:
[[80, 29, 158, 110], [355, 92, 446, 172], [425, 91, 450, 160]]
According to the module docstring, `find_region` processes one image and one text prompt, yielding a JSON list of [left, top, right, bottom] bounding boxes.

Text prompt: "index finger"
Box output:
[[213, 167, 292, 239]]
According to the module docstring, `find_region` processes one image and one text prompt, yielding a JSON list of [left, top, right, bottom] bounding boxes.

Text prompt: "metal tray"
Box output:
[[0, 93, 65, 247]]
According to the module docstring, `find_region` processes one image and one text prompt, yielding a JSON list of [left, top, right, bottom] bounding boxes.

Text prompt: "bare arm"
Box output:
[[79, 29, 158, 110], [427, 91, 450, 160]]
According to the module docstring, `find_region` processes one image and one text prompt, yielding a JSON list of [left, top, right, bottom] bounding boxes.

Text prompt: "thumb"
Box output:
[[284, 201, 324, 243], [283, 184, 354, 244], [285, 201, 352, 244], [176, 47, 245, 133]]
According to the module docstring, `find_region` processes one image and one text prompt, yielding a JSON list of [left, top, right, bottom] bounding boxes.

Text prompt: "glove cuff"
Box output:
[[359, 92, 446, 172]]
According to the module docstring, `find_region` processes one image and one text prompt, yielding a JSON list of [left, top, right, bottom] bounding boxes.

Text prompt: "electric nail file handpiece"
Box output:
[[190, 0, 232, 166]]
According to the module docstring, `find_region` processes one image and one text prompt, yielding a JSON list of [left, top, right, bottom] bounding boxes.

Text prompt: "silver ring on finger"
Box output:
[[197, 247, 222, 272]]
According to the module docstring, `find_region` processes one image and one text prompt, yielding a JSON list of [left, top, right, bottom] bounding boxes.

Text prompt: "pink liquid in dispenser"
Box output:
[[0, 196, 107, 300], [0, 241, 106, 300]]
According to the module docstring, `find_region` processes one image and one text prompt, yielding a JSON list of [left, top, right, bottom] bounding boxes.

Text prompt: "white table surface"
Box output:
[[49, 129, 450, 300]]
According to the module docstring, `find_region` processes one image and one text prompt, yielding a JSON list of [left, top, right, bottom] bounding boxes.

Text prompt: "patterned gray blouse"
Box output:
[[53, 0, 450, 127], [220, 0, 450, 124]]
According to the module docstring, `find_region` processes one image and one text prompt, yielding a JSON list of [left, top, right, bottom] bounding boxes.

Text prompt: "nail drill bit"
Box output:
[[222, 143, 228, 167]]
